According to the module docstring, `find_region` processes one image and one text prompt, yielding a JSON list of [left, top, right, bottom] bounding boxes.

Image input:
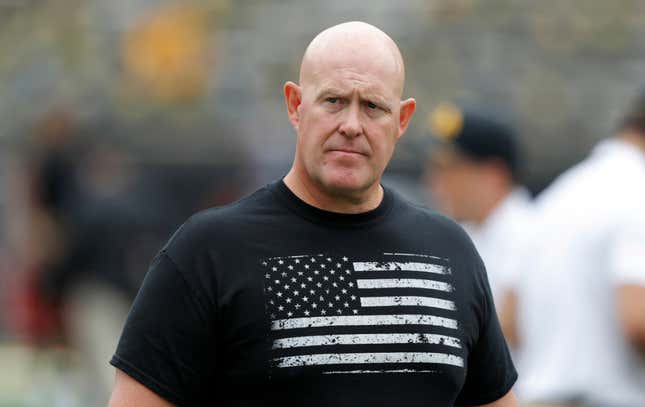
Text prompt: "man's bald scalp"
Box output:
[[299, 22, 406, 96]]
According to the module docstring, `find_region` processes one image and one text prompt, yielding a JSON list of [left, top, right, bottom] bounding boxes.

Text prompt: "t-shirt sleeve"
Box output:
[[110, 251, 216, 405], [455, 255, 518, 406], [609, 206, 645, 285]]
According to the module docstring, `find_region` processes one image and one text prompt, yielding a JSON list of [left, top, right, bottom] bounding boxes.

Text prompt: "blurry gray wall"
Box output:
[[2, 0, 645, 192]]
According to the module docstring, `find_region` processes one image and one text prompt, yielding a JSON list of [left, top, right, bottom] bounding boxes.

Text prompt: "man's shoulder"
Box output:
[[390, 190, 470, 240], [162, 184, 279, 254]]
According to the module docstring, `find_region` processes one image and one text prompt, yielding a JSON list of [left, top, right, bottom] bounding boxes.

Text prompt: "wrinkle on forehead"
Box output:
[[299, 22, 405, 97]]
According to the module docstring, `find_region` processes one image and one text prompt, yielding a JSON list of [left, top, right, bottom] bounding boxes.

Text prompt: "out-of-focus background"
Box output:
[[1, 1, 645, 406]]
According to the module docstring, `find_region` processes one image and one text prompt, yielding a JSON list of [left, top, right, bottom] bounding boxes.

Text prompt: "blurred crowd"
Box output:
[[1, 2, 645, 407]]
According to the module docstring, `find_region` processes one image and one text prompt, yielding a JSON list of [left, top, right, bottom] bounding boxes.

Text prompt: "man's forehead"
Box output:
[[299, 22, 405, 95]]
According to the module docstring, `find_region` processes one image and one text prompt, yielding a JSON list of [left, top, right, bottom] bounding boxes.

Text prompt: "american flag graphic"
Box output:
[[262, 253, 463, 374]]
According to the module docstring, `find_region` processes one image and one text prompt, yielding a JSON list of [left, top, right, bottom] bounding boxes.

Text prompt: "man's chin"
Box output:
[[319, 173, 376, 197]]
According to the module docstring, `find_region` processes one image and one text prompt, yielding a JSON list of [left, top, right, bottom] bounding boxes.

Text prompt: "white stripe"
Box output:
[[357, 278, 453, 292], [361, 296, 456, 311], [275, 352, 464, 368], [323, 369, 437, 374], [272, 333, 461, 349], [271, 314, 458, 330], [353, 262, 448, 274], [383, 252, 446, 261]]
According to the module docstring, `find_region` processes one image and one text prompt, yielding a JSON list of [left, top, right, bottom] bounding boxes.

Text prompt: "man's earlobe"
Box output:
[[284, 81, 302, 130]]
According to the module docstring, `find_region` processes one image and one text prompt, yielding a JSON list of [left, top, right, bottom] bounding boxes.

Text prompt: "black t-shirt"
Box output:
[[111, 180, 516, 406]]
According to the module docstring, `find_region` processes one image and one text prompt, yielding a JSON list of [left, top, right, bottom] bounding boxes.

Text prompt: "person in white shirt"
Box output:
[[504, 90, 645, 407], [424, 103, 533, 309]]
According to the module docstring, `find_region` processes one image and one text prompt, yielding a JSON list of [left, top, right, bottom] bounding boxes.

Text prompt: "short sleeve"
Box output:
[[455, 258, 518, 406], [609, 207, 645, 285], [110, 252, 216, 405]]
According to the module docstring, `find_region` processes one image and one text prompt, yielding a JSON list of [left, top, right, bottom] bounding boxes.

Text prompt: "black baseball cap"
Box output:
[[427, 103, 520, 179]]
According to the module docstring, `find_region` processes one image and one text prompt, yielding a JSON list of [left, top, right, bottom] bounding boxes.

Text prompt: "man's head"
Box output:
[[424, 104, 520, 224], [284, 22, 416, 207]]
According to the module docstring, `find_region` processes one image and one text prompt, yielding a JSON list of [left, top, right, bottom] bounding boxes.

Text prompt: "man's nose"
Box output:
[[338, 103, 362, 138]]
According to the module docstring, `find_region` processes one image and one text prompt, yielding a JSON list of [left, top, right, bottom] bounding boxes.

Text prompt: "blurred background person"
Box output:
[[505, 89, 645, 407], [423, 103, 533, 314]]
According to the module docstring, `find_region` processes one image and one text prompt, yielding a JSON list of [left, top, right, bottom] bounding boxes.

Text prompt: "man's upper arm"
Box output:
[[617, 284, 645, 354], [473, 390, 519, 407], [109, 369, 176, 407]]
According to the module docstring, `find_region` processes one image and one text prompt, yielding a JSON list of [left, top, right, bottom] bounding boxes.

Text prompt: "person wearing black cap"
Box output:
[[424, 103, 533, 312], [507, 90, 645, 407]]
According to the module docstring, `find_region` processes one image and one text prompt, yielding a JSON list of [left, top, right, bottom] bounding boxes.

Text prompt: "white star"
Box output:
[[321, 264, 326, 269], [304, 310, 310, 316], [344, 302, 349, 308], [324, 289, 330, 294], [336, 263, 341, 268], [262, 261, 268, 266], [278, 305, 284, 311], [319, 296, 324, 301], [294, 303, 301, 309], [353, 309, 358, 314], [328, 302, 334, 308], [300, 283, 306, 289], [341, 289, 347, 294], [323, 276, 329, 281], [278, 260, 284, 265], [348, 282, 354, 287], [272, 267, 277, 271], [345, 270, 351, 275], [312, 303, 318, 309], [267, 287, 273, 292], [350, 295, 356, 300], [265, 273, 270, 279], [270, 313, 276, 318], [307, 277, 313, 282], [275, 279, 280, 284], [293, 290, 300, 296], [295, 259, 300, 264], [342, 257, 348, 261], [287, 311, 293, 317], [334, 295, 340, 301], [305, 265, 310, 269], [329, 269, 335, 274], [277, 292, 283, 297], [281, 272, 287, 277], [311, 258, 316, 263], [309, 289, 315, 295], [269, 300, 274, 305], [284, 284, 290, 290], [336, 309, 342, 314], [321, 309, 326, 315], [316, 283, 322, 288], [314, 270, 320, 275], [339, 276, 345, 281], [291, 278, 297, 283], [302, 296, 309, 302], [327, 257, 332, 262], [297, 271, 304, 276], [285, 298, 292, 303], [288, 265, 294, 270], [332, 283, 338, 288]]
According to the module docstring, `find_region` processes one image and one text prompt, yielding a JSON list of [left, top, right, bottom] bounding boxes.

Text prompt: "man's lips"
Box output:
[[327, 148, 367, 156]]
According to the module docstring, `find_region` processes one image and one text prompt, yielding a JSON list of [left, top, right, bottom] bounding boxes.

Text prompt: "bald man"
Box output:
[[108, 22, 518, 406]]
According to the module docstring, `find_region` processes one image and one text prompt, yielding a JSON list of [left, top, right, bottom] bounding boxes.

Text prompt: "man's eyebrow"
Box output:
[[315, 88, 349, 99], [316, 88, 392, 108]]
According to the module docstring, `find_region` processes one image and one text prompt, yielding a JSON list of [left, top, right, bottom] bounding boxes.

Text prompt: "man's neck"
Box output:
[[618, 130, 645, 155], [283, 169, 383, 214]]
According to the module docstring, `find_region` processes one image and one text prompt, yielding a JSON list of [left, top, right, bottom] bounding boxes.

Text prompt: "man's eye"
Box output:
[[326, 97, 339, 104], [366, 102, 379, 110]]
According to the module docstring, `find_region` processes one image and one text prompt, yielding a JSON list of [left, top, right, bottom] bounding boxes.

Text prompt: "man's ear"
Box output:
[[284, 81, 302, 131], [397, 98, 417, 139]]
